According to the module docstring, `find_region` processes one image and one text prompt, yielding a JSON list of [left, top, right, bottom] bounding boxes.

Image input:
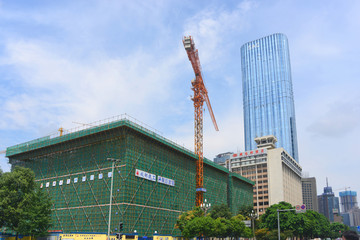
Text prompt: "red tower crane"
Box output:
[[183, 36, 219, 207]]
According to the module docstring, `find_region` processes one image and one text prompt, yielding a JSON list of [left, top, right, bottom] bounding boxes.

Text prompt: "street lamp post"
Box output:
[[200, 199, 211, 216], [107, 158, 121, 240], [249, 210, 258, 240]]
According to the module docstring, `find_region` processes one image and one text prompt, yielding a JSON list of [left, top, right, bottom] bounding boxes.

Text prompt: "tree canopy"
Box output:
[[0, 166, 52, 237], [259, 201, 349, 240], [260, 201, 296, 231], [237, 204, 254, 218], [208, 203, 232, 220], [176, 204, 251, 238]]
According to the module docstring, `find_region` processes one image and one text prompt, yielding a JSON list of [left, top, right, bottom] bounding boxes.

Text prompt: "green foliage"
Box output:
[[175, 206, 203, 232], [208, 203, 232, 220], [255, 228, 292, 240], [330, 222, 349, 239], [182, 216, 215, 238], [212, 217, 230, 237], [229, 214, 251, 238], [0, 167, 52, 237], [297, 210, 331, 239], [258, 202, 338, 240], [260, 201, 296, 231], [176, 207, 251, 238], [237, 204, 254, 218]]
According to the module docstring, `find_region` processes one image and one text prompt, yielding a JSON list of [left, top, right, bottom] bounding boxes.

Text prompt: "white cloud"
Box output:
[[1, 38, 186, 133], [182, 1, 256, 69]]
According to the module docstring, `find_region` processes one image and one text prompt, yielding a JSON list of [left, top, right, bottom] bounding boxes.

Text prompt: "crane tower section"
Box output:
[[183, 36, 219, 207]]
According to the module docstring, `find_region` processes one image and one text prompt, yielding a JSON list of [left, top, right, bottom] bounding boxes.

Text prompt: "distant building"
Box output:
[[340, 191, 358, 212], [301, 177, 318, 212], [217, 135, 302, 215], [241, 33, 299, 162], [341, 212, 351, 226], [339, 190, 360, 227], [214, 152, 233, 164], [348, 207, 360, 226], [318, 183, 340, 222], [341, 208, 360, 227]]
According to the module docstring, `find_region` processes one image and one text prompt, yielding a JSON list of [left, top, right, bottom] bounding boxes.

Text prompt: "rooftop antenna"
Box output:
[[326, 177, 328, 187]]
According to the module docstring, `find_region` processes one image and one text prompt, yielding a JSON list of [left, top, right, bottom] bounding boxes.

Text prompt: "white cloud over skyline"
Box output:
[[1, 0, 359, 196]]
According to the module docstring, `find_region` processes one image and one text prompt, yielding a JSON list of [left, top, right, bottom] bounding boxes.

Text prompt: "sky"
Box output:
[[0, 0, 359, 200]]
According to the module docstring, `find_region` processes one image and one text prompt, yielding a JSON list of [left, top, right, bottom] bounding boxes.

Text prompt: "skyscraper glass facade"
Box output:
[[318, 185, 340, 222], [241, 33, 299, 161]]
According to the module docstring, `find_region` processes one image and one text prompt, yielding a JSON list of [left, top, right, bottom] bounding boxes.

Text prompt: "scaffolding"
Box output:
[[6, 116, 253, 237]]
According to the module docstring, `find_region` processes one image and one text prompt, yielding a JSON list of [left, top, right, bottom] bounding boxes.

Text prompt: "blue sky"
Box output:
[[1, 0, 359, 198]]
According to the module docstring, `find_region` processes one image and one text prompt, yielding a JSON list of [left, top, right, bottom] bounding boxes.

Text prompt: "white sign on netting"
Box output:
[[135, 169, 156, 182]]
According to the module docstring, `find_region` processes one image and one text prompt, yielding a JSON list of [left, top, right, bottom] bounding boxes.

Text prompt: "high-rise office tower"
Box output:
[[302, 177, 319, 212], [241, 33, 299, 161], [318, 184, 340, 222]]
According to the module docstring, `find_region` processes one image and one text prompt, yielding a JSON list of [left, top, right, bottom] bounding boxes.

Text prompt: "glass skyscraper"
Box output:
[[241, 33, 299, 161]]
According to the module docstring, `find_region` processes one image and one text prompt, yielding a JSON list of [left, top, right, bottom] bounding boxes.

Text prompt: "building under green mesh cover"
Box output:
[[6, 117, 253, 237]]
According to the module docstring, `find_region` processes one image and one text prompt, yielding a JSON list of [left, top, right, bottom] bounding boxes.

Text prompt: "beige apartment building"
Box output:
[[220, 135, 302, 215]]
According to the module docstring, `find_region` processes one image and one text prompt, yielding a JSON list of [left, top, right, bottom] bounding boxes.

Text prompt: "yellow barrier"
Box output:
[[153, 235, 173, 240], [5, 236, 34, 240]]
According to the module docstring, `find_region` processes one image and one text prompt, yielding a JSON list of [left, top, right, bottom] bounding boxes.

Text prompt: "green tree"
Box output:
[[229, 214, 252, 239], [175, 206, 203, 232], [212, 218, 230, 238], [237, 204, 254, 218], [260, 201, 296, 231], [182, 216, 215, 238], [255, 228, 291, 240], [304, 210, 325, 239], [285, 210, 331, 239], [0, 167, 52, 238], [330, 222, 349, 239], [209, 203, 232, 219]]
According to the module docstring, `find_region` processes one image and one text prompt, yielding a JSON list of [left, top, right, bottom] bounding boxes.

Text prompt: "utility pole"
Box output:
[[107, 158, 121, 240]]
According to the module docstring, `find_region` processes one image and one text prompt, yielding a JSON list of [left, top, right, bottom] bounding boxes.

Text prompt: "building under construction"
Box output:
[[6, 116, 253, 237]]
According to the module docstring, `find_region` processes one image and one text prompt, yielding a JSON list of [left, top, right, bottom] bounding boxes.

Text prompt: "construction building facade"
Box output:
[[5, 116, 253, 237]]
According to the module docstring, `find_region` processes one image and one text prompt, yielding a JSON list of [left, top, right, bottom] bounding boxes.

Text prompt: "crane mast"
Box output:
[[183, 36, 219, 206]]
